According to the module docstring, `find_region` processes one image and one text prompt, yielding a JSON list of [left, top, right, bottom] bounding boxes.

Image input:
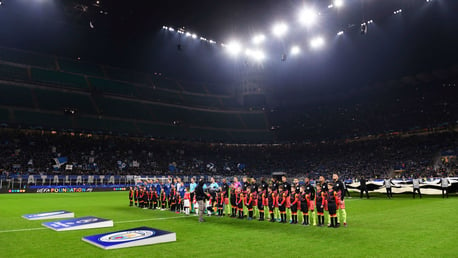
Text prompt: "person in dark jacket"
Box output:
[[195, 179, 207, 222], [360, 177, 369, 199]]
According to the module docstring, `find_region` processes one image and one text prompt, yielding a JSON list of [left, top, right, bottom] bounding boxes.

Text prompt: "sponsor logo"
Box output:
[[99, 230, 155, 243], [36, 188, 94, 193], [76, 218, 100, 224], [8, 190, 26, 193]]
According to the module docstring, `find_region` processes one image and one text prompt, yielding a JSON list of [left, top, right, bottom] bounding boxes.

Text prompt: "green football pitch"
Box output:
[[0, 191, 456, 258]]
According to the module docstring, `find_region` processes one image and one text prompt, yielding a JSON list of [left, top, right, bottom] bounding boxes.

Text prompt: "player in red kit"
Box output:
[[245, 188, 254, 220], [289, 186, 299, 224], [128, 186, 134, 206]]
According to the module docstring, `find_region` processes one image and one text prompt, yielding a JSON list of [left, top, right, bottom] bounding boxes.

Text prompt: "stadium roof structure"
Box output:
[[0, 0, 456, 92], [0, 0, 457, 143]]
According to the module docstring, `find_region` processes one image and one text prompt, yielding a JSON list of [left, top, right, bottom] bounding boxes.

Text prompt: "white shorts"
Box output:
[[184, 199, 190, 207]]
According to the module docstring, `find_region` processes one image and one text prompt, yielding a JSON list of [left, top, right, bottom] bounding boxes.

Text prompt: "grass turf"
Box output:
[[0, 192, 457, 258]]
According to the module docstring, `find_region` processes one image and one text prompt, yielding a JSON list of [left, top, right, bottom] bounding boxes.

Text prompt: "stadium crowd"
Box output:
[[0, 129, 456, 182], [270, 79, 458, 141]]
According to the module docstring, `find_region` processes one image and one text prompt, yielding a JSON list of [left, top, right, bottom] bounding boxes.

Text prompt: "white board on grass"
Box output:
[[22, 210, 74, 220], [42, 216, 113, 231], [82, 227, 176, 249]]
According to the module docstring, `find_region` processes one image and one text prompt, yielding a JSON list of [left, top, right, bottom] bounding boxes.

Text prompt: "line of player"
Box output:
[[128, 174, 348, 228]]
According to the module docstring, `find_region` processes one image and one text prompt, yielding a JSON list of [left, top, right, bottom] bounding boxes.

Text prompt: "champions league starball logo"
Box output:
[[76, 218, 100, 224], [99, 230, 155, 243]]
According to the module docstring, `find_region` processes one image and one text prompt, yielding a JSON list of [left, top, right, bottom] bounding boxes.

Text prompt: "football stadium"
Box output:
[[0, 0, 458, 257]]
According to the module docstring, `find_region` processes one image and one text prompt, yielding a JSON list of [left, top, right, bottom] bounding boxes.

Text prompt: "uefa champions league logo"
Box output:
[[99, 230, 155, 243]]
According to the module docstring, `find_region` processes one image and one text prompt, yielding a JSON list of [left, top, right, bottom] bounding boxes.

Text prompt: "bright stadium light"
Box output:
[[367, 20, 374, 24], [394, 9, 402, 14], [298, 7, 318, 27], [162, 26, 168, 30], [209, 40, 216, 44], [334, 0, 344, 8], [252, 34, 266, 45], [252, 50, 265, 61], [272, 22, 288, 37], [245, 48, 265, 61], [226, 40, 242, 56], [290, 45, 300, 55], [337, 30, 344, 36], [168, 27, 175, 32], [310, 36, 325, 49], [191, 33, 197, 39], [185, 32, 191, 37]]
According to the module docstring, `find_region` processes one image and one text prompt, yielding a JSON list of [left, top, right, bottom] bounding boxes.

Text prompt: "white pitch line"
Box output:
[[117, 215, 191, 224], [0, 227, 46, 234], [0, 215, 192, 234]]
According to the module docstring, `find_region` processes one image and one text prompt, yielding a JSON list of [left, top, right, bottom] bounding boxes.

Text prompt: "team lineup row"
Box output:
[[128, 175, 348, 227]]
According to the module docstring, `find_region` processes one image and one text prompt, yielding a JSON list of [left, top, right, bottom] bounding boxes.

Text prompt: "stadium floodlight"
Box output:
[[252, 34, 266, 45], [272, 22, 288, 38], [367, 20, 374, 24], [334, 0, 344, 8], [394, 9, 402, 14], [162, 26, 168, 30], [337, 30, 344, 36], [290, 45, 300, 55], [200, 37, 207, 41], [168, 27, 175, 32], [209, 40, 216, 44], [185, 32, 191, 37], [252, 50, 265, 61], [298, 7, 318, 27], [245, 48, 265, 61], [328, 4, 334, 9], [226, 40, 242, 56], [191, 33, 197, 39], [310, 36, 325, 49]]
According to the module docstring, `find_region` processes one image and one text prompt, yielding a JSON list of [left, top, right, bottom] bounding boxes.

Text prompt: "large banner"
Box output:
[[346, 177, 458, 195], [0, 186, 127, 194]]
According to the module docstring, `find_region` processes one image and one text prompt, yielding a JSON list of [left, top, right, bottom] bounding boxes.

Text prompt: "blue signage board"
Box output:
[[22, 210, 74, 220], [42, 216, 113, 231]]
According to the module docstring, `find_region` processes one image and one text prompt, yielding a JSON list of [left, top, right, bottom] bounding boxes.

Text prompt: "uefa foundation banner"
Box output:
[[1, 187, 128, 194], [42, 216, 114, 231], [22, 210, 75, 220], [82, 227, 176, 249]]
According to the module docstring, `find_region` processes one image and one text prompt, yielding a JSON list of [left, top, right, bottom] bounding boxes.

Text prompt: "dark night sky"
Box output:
[[0, 0, 457, 104]]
